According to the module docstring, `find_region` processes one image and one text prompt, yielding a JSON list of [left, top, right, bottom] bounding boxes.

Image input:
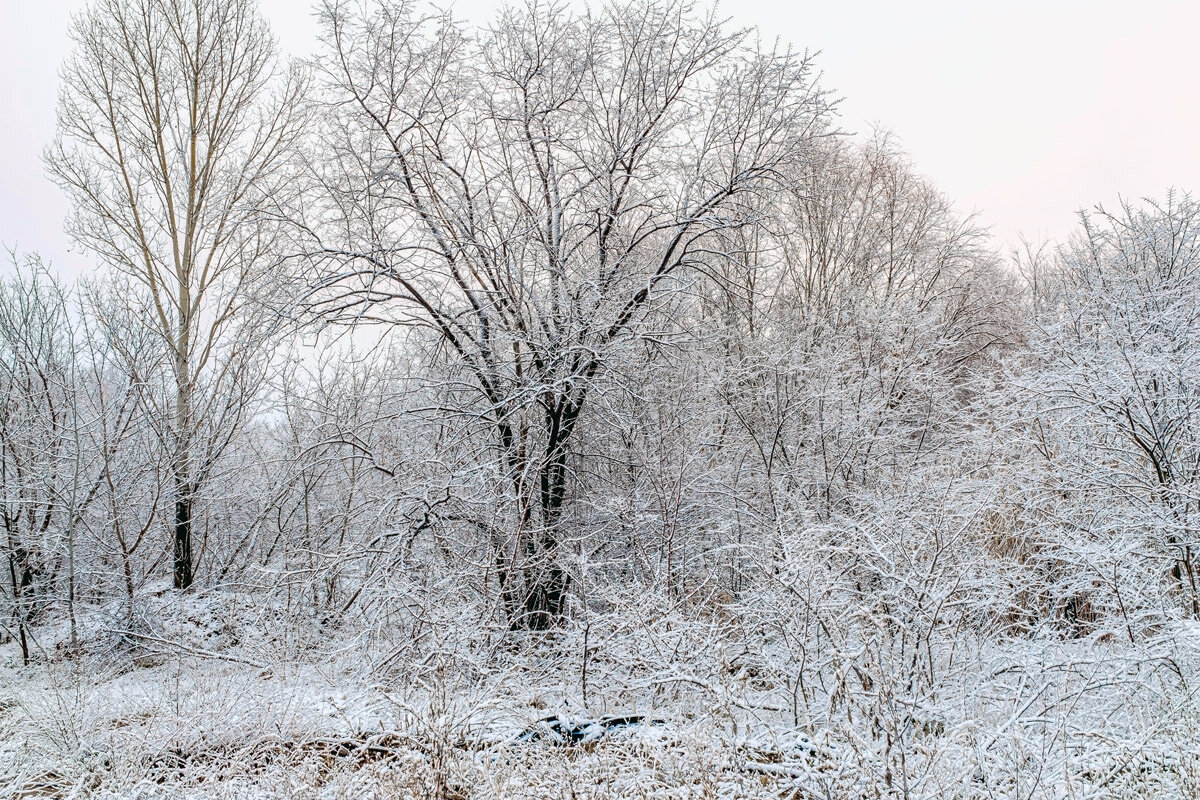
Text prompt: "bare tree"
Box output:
[[301, 0, 831, 629], [47, 0, 308, 589], [75, 278, 169, 619], [1037, 192, 1200, 617], [0, 257, 78, 664], [0, 256, 160, 662]]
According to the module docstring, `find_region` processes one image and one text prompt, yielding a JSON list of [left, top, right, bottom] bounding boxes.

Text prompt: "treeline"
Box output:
[[2, 5, 1199, 790]]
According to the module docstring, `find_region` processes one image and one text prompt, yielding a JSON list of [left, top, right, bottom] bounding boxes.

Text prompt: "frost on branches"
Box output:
[[2, 1, 1199, 798]]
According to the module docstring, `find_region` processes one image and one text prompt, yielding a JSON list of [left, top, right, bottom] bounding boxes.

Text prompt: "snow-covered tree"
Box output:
[[1033, 193, 1200, 620], [299, 0, 832, 629], [47, 0, 307, 589]]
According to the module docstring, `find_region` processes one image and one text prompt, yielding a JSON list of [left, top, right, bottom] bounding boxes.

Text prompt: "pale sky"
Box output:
[[3, 0, 1199, 275]]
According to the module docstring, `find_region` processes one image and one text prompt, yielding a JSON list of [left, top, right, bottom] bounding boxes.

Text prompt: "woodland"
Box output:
[[2, 0, 1200, 797]]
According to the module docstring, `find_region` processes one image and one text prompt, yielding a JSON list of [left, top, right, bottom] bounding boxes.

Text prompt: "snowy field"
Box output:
[[3, 584, 1198, 799]]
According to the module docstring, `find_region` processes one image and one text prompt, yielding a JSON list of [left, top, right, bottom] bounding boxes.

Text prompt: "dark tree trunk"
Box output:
[[521, 558, 569, 631], [173, 488, 193, 590], [508, 401, 579, 631], [511, 529, 570, 631], [8, 551, 30, 666]]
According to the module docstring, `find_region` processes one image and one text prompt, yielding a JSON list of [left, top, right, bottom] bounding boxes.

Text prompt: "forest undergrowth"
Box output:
[[5, 1, 1200, 797]]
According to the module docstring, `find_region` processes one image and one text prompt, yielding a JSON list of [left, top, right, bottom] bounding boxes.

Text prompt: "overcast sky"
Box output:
[[3, 0, 1199, 276]]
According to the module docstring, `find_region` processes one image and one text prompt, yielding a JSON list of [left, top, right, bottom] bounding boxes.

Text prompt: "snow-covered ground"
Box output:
[[3, 586, 1198, 799]]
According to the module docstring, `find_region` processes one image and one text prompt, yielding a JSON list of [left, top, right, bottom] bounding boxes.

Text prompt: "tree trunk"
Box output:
[[519, 528, 570, 632], [522, 563, 569, 631], [173, 346, 194, 590], [511, 410, 576, 631], [173, 486, 193, 590], [8, 549, 30, 665]]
